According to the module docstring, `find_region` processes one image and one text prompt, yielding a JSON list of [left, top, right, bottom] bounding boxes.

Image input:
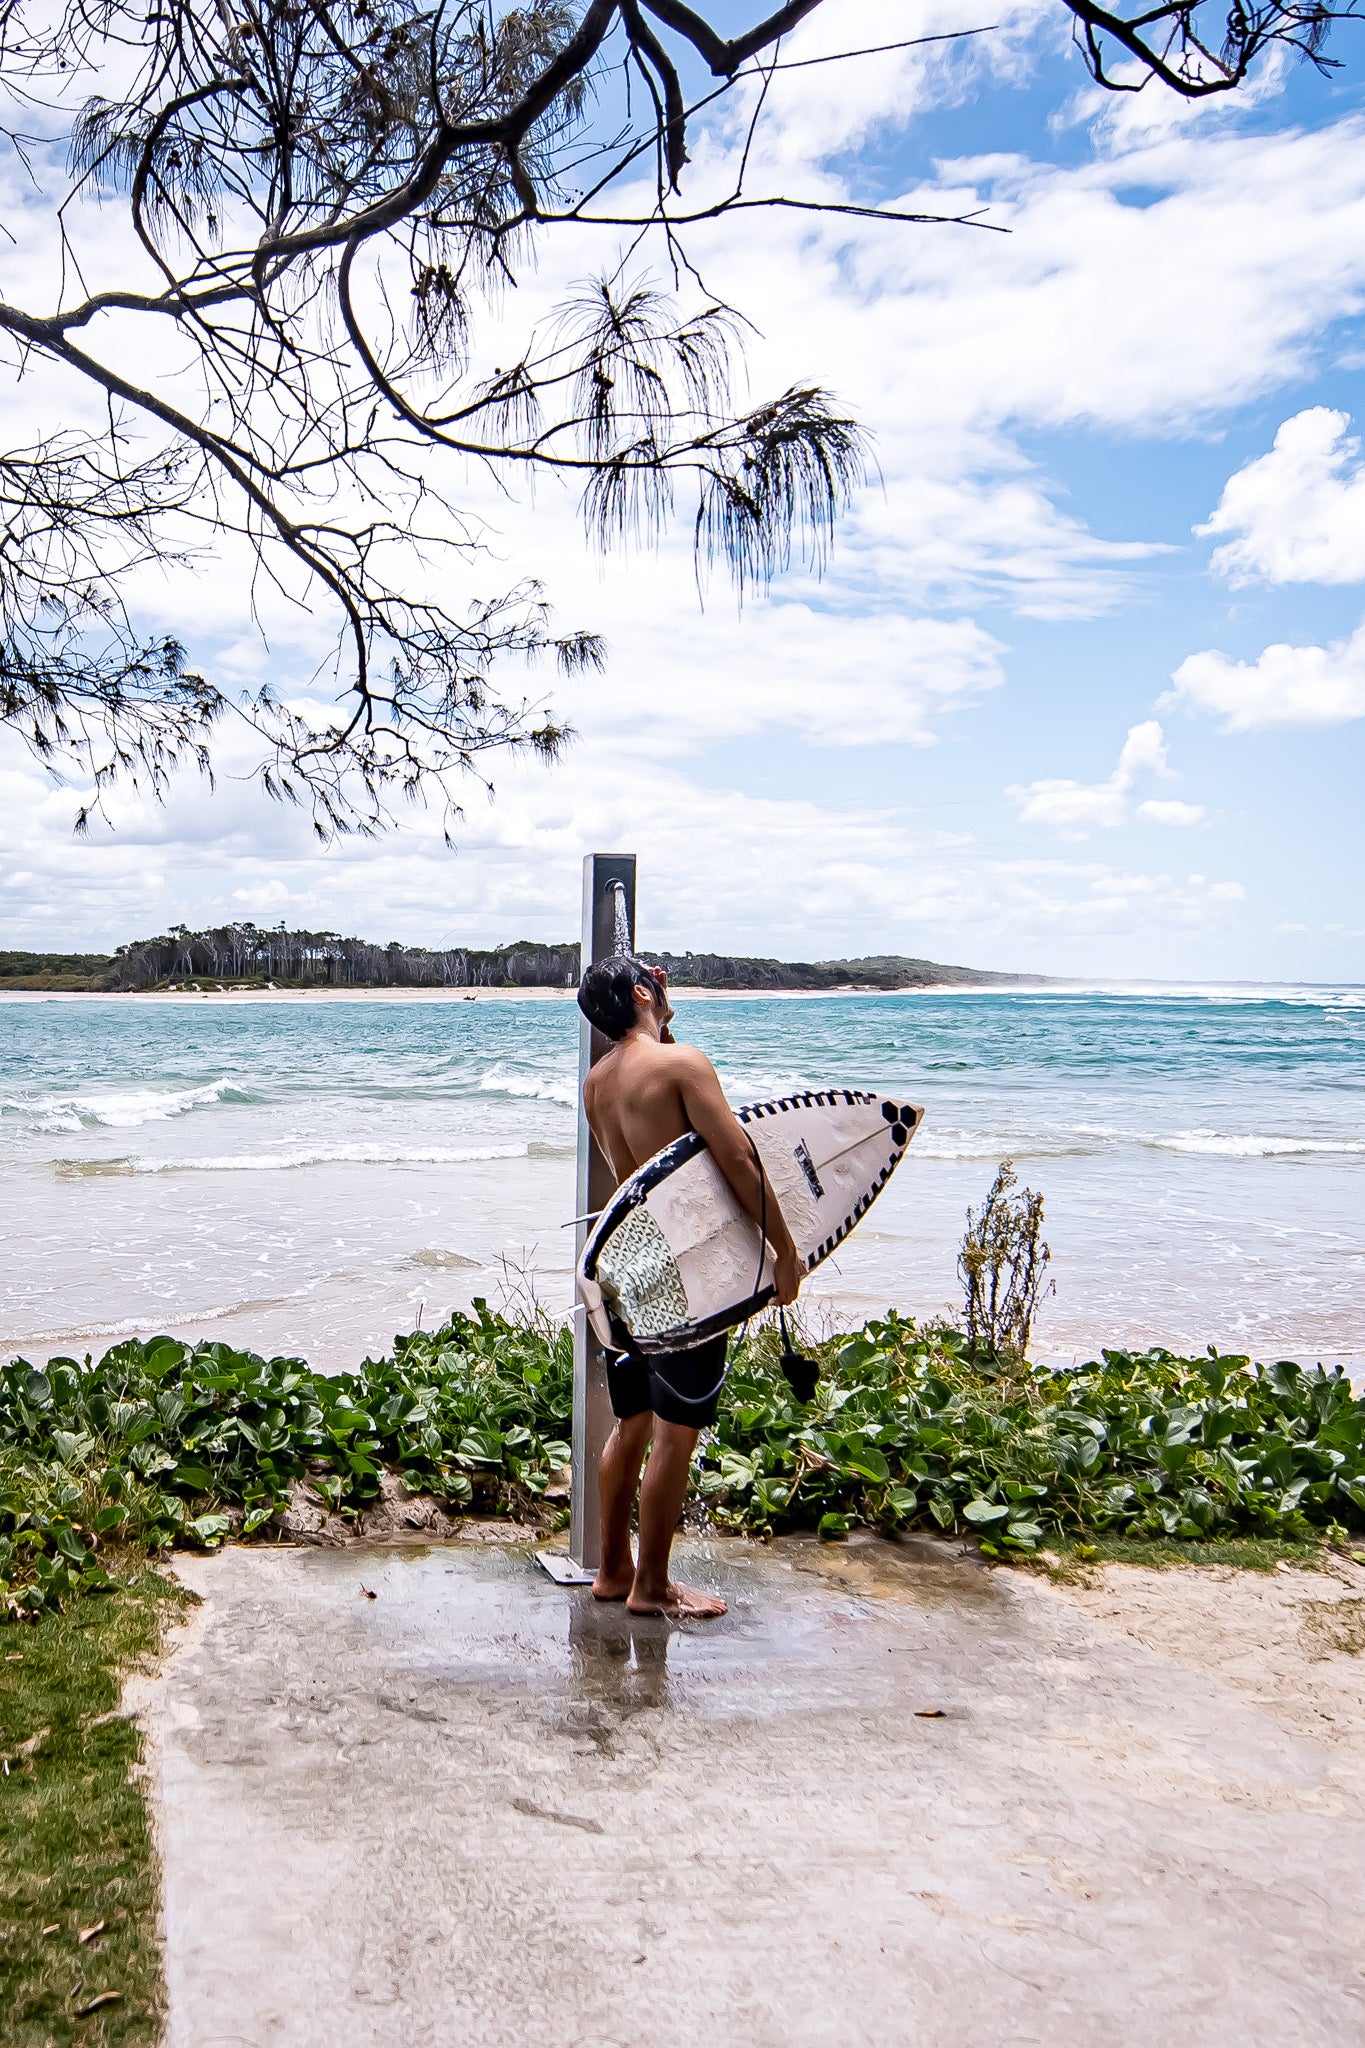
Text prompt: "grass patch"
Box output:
[[0, 1568, 188, 2046], [1037, 1532, 1327, 1581]]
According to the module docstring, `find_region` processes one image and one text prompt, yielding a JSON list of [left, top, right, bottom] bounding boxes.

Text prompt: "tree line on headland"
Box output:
[[0, 925, 1035, 993]]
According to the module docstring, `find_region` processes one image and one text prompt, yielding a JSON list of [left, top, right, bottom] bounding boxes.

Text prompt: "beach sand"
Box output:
[[0, 982, 1024, 1003]]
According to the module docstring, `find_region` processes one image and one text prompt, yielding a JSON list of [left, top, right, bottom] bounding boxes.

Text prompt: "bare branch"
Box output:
[[1061, 0, 1359, 94]]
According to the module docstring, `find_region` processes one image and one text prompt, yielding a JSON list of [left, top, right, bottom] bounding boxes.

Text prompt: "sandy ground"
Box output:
[[133, 1534, 1365, 2048], [0, 986, 585, 1004], [0, 982, 1036, 1004]]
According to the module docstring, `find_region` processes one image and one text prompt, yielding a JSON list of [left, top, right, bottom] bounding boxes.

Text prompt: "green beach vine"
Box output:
[[2, 1306, 1364, 1616]]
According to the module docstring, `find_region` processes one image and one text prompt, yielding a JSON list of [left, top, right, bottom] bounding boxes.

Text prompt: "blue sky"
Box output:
[[2, 0, 1364, 979]]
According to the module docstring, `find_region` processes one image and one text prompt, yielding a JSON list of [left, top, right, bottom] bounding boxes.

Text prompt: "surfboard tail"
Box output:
[[575, 1266, 616, 1350]]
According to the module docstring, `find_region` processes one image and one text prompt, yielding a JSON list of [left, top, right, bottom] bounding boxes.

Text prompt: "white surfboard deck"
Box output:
[[577, 1089, 923, 1354]]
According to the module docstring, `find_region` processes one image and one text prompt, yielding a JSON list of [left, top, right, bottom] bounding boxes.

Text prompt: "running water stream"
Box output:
[[0, 985, 1360, 1369], [609, 879, 632, 956]]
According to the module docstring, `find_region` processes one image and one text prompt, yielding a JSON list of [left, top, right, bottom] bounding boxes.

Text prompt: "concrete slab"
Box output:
[[146, 1536, 1365, 2048]]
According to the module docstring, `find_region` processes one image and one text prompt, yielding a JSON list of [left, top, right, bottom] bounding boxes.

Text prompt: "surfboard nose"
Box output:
[[880, 1098, 923, 1148]]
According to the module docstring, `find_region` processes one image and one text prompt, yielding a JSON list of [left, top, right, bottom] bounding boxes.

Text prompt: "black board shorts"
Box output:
[[606, 1333, 730, 1429]]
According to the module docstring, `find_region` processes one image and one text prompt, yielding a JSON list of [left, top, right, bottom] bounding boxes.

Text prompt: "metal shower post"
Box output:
[[569, 852, 637, 1571]]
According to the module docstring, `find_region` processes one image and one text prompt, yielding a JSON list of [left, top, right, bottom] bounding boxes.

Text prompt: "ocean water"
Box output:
[[0, 986, 1361, 1368]]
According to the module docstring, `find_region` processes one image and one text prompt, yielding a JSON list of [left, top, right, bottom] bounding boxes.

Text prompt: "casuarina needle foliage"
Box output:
[[3, 1305, 1365, 1612]]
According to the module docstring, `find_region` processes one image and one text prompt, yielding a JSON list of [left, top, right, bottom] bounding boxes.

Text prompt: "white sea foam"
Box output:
[[934, 981, 1365, 1008], [4, 1294, 295, 1347], [716, 1070, 818, 1099], [914, 1124, 1365, 1162], [1146, 1132, 1365, 1158], [915, 1138, 1103, 1161], [59, 1142, 531, 1177], [4, 1077, 242, 1132], [476, 1067, 576, 1108], [6, 983, 1364, 1364]]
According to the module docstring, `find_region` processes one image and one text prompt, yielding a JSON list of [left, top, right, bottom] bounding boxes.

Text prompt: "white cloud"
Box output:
[[1016, 863, 1243, 921], [1199, 408, 1365, 585], [1166, 622, 1365, 731], [0, 722, 1245, 965], [717, 0, 1057, 177], [528, 582, 1007, 754], [832, 474, 1167, 621], [813, 120, 1365, 442], [1060, 46, 1291, 155], [1008, 721, 1204, 832], [1135, 798, 1206, 826], [13, 26, 1365, 683]]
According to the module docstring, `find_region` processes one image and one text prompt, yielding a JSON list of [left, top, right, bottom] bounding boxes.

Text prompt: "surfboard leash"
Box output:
[[742, 1129, 820, 1406]]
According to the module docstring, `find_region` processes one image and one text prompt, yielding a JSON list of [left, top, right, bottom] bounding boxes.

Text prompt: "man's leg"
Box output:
[[628, 1418, 727, 1619], [592, 1409, 653, 1601]]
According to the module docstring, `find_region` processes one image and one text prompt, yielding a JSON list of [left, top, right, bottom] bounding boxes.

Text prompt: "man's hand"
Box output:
[[774, 1245, 802, 1307], [650, 966, 675, 1043]]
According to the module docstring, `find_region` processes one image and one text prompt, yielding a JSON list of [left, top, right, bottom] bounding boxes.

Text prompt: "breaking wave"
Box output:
[[4, 1294, 295, 1347], [4, 1077, 246, 1133], [1145, 1132, 1365, 1158], [894, 1124, 1365, 1163], [476, 1067, 576, 1108]]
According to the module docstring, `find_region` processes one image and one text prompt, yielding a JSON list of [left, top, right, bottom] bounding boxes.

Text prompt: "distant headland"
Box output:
[[0, 925, 1048, 993]]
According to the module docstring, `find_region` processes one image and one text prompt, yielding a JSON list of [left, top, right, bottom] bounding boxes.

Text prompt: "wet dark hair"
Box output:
[[576, 955, 662, 1040]]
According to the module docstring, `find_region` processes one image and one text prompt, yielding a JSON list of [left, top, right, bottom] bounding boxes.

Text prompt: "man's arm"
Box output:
[[673, 1047, 802, 1306]]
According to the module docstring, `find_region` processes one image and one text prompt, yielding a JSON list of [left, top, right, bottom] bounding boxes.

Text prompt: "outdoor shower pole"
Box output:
[[569, 852, 637, 1570]]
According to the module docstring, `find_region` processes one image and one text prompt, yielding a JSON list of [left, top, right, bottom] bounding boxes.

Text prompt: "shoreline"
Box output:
[[2, 1286, 1365, 1384], [4, 1293, 1362, 1379], [1, 977, 1361, 1006], [0, 981, 1055, 1005]]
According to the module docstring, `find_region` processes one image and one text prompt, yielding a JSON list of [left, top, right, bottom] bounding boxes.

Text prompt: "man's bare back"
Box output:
[[584, 1032, 718, 1178]]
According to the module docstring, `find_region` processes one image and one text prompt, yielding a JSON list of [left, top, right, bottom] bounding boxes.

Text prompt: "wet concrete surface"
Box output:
[[149, 1535, 1365, 2047]]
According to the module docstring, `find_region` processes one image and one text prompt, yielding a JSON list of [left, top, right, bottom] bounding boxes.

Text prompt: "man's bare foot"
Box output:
[[626, 1580, 728, 1619], [591, 1568, 634, 1602]]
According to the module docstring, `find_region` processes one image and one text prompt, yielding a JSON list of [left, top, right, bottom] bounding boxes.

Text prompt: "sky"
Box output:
[[2, 0, 1365, 980]]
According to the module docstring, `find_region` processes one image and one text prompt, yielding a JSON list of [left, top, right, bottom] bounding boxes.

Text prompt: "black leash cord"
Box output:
[[742, 1127, 818, 1404]]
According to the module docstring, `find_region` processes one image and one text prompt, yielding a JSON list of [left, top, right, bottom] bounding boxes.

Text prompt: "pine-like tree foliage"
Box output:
[[0, 0, 1353, 831]]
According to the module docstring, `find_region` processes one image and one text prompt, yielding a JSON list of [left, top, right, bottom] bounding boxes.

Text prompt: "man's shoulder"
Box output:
[[656, 1037, 709, 1067], [655, 1039, 716, 1085]]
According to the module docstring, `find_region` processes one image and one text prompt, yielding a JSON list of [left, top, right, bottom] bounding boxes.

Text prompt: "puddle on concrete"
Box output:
[[287, 1531, 1005, 1731], [778, 1528, 1001, 1607]]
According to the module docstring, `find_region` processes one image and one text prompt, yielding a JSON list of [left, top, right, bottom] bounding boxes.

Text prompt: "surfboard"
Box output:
[[577, 1090, 923, 1355]]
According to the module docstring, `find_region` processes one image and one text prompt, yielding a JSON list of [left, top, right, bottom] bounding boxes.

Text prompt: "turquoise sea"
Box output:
[[0, 986, 1361, 1367]]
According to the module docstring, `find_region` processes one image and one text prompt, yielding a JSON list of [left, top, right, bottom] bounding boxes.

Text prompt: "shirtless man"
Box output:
[[577, 954, 801, 1619]]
